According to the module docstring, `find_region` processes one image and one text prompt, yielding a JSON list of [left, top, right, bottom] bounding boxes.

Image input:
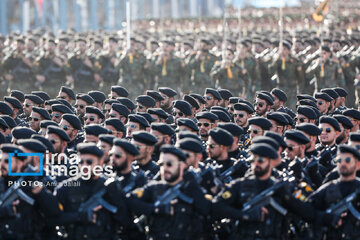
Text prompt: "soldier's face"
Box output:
[[255, 98, 268, 116], [319, 123, 337, 145], [0, 152, 16, 176], [79, 154, 100, 179], [295, 114, 309, 125], [57, 92, 71, 103], [206, 137, 222, 159], [225, 50, 234, 61], [77, 41, 86, 53], [161, 153, 182, 183], [198, 119, 212, 137], [136, 104, 147, 113], [46, 42, 56, 52], [126, 122, 140, 138], [51, 111, 63, 123], [24, 99, 35, 117], [84, 113, 100, 126], [269, 119, 283, 135], [98, 141, 111, 163], [332, 42, 341, 52], [204, 94, 215, 108], [316, 99, 329, 114], [75, 99, 87, 116], [110, 146, 128, 172], [46, 133, 64, 153], [29, 111, 42, 132], [172, 108, 186, 121], [248, 125, 263, 139], [233, 110, 249, 127], [58, 40, 67, 51], [284, 139, 301, 160], [321, 51, 330, 61], [131, 140, 148, 161], [150, 130, 165, 147], [252, 155, 271, 178], [337, 153, 357, 178], [271, 95, 281, 110], [103, 104, 112, 119], [60, 119, 76, 140]]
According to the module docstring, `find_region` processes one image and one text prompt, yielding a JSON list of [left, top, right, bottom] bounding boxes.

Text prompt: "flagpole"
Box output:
[[126, 0, 131, 50]]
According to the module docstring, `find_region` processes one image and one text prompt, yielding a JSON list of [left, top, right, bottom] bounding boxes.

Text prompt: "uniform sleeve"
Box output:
[[212, 182, 243, 219], [126, 184, 156, 216]]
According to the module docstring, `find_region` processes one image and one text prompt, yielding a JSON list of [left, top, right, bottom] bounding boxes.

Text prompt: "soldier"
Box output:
[[146, 90, 165, 109], [22, 94, 44, 121], [343, 109, 360, 132], [270, 88, 288, 111], [158, 87, 177, 114], [195, 112, 218, 142], [255, 92, 273, 117], [135, 95, 156, 113], [60, 114, 84, 154], [109, 103, 130, 125], [4, 96, 23, 125], [333, 115, 353, 145], [147, 108, 168, 123], [296, 106, 317, 125], [104, 118, 125, 139], [172, 100, 193, 122], [315, 92, 333, 115], [83, 106, 104, 126], [150, 123, 175, 161], [296, 123, 322, 159], [204, 88, 222, 110], [267, 112, 288, 135], [74, 94, 95, 122], [248, 117, 272, 140], [109, 86, 129, 99], [29, 107, 51, 132], [57, 86, 76, 106], [83, 124, 108, 144], [125, 114, 149, 139], [88, 90, 106, 110], [218, 122, 244, 159], [176, 137, 204, 169]]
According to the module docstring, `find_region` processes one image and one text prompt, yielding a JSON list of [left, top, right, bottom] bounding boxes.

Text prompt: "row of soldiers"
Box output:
[[0, 82, 360, 239], [0, 28, 360, 107]]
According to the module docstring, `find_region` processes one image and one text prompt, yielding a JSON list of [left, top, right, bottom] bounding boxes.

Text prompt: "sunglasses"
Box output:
[[287, 145, 300, 151], [75, 104, 85, 109], [84, 116, 95, 122], [208, 143, 219, 149], [255, 102, 264, 108], [25, 103, 33, 108], [109, 152, 122, 159], [137, 105, 145, 110], [63, 125, 74, 131], [233, 113, 244, 118], [320, 127, 332, 133], [336, 157, 352, 163], [197, 122, 210, 127], [50, 139, 57, 144], [103, 109, 111, 113], [255, 157, 265, 163], [228, 107, 234, 112], [80, 159, 93, 165], [48, 109, 53, 114], [204, 96, 212, 100], [29, 117, 39, 122], [126, 124, 136, 129], [248, 129, 262, 135], [163, 161, 173, 167], [57, 96, 66, 99], [173, 112, 184, 117], [52, 113, 61, 119], [317, 101, 323, 106], [295, 117, 306, 123]]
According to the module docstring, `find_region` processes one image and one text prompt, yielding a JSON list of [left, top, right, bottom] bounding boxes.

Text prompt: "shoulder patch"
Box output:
[[134, 188, 144, 198], [58, 203, 64, 211], [221, 190, 232, 199]]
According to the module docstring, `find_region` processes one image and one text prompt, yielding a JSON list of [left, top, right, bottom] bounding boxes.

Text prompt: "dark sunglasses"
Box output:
[[336, 157, 351, 163], [295, 117, 306, 123], [320, 127, 332, 133], [204, 96, 212, 100], [57, 96, 66, 99], [233, 113, 244, 118], [163, 161, 173, 167], [80, 159, 93, 165], [25, 103, 33, 108], [50, 139, 57, 144], [208, 143, 219, 149], [255, 102, 264, 108], [75, 104, 85, 109], [137, 105, 145, 109], [63, 125, 73, 131], [126, 124, 136, 129], [52, 113, 61, 119], [317, 101, 323, 106], [84, 116, 95, 122], [248, 129, 261, 135], [228, 107, 234, 112], [29, 117, 39, 122], [109, 153, 122, 159], [287, 145, 300, 151], [103, 109, 111, 113], [48, 110, 53, 114], [173, 112, 184, 117], [197, 122, 210, 127], [255, 157, 264, 163]]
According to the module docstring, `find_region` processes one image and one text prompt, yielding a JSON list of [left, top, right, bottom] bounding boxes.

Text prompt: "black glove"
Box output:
[[323, 212, 341, 228], [233, 160, 249, 178], [241, 207, 262, 222], [306, 159, 319, 176]]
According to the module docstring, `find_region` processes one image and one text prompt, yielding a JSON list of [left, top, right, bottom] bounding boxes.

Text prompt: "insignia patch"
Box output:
[[222, 191, 232, 199], [58, 203, 64, 211], [134, 189, 144, 198], [205, 194, 213, 201]]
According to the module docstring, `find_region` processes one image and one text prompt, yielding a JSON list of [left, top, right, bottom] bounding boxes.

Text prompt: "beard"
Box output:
[[254, 163, 270, 177], [339, 166, 355, 177], [113, 159, 128, 173], [336, 132, 346, 144], [165, 167, 180, 183]]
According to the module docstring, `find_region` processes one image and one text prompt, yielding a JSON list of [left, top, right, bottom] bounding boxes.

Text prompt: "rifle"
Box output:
[[0, 165, 37, 207], [219, 160, 248, 184], [78, 188, 118, 222], [326, 189, 360, 220]]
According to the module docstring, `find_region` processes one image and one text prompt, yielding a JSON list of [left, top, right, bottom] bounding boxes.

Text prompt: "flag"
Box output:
[[312, 0, 330, 22]]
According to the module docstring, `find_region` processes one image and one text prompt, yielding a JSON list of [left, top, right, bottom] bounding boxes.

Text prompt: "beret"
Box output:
[[174, 100, 192, 116], [136, 95, 156, 108], [211, 110, 231, 122], [209, 127, 233, 146], [56, 100, 74, 112], [218, 89, 233, 100], [128, 114, 150, 128], [88, 90, 106, 103], [217, 122, 244, 137], [205, 88, 222, 100], [211, 106, 231, 116], [138, 112, 155, 123], [238, 100, 255, 110], [195, 112, 218, 122], [132, 131, 157, 146], [117, 97, 136, 110], [266, 112, 288, 125], [62, 114, 82, 130], [10, 90, 25, 102], [295, 123, 322, 136], [177, 118, 199, 132], [282, 40, 291, 50], [105, 118, 125, 132], [146, 90, 164, 101], [252, 136, 279, 151], [60, 86, 76, 100], [45, 99, 62, 106], [319, 116, 341, 132], [0, 117, 8, 130], [99, 134, 115, 145], [76, 93, 95, 104], [189, 93, 206, 104], [158, 87, 177, 97], [112, 103, 130, 117], [0, 115, 16, 128], [333, 115, 354, 130], [18, 139, 47, 153], [84, 124, 109, 136], [77, 143, 104, 158], [25, 94, 44, 105], [4, 96, 22, 109], [1, 144, 26, 160], [256, 92, 274, 105], [248, 117, 272, 130], [264, 131, 287, 148], [234, 103, 254, 114], [314, 92, 332, 102], [249, 143, 278, 159], [343, 109, 360, 120], [32, 107, 51, 120], [176, 138, 203, 153], [284, 130, 310, 144], [322, 45, 331, 52], [184, 95, 200, 110], [321, 88, 339, 99], [31, 135, 55, 153], [31, 91, 51, 101], [104, 99, 119, 106], [333, 87, 348, 97], [12, 127, 37, 139], [297, 106, 317, 120], [177, 132, 202, 142], [271, 88, 287, 102], [297, 94, 316, 102], [160, 144, 187, 161], [229, 97, 240, 104], [47, 126, 70, 141], [85, 106, 105, 119], [349, 132, 360, 142], [113, 138, 139, 156], [0, 102, 13, 115], [338, 145, 360, 161], [147, 108, 168, 119], [39, 120, 58, 129], [111, 86, 129, 97], [151, 123, 175, 136], [299, 98, 318, 108]]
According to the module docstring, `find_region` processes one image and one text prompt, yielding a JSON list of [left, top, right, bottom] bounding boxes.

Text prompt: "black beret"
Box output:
[[184, 95, 200, 110], [264, 131, 288, 148], [349, 132, 360, 142], [252, 136, 279, 151], [217, 122, 244, 137], [271, 88, 287, 102], [138, 113, 155, 123], [10, 90, 25, 102], [177, 118, 199, 132], [211, 110, 231, 122], [322, 45, 331, 52], [117, 97, 136, 110], [0, 115, 16, 128], [88, 90, 106, 103], [99, 134, 115, 145], [151, 123, 175, 136], [333, 87, 348, 97], [205, 88, 222, 100], [47, 126, 70, 141], [31, 135, 55, 153], [333, 115, 354, 130], [45, 99, 62, 106], [282, 41, 291, 50], [0, 117, 8, 130], [128, 114, 150, 128], [160, 144, 187, 161], [314, 92, 332, 102], [343, 109, 360, 120], [146, 90, 164, 101], [297, 106, 317, 120], [39, 120, 58, 129], [189, 94, 206, 104], [132, 131, 157, 146], [60, 86, 76, 100], [1, 144, 26, 160], [319, 116, 341, 132], [209, 127, 233, 146], [195, 112, 218, 122], [176, 138, 203, 153], [85, 106, 105, 119], [256, 92, 274, 105], [229, 97, 240, 104], [53, 102, 73, 114], [266, 112, 288, 125], [12, 127, 37, 139], [31, 91, 51, 101], [338, 145, 360, 161], [321, 88, 339, 99], [177, 132, 202, 142], [249, 143, 278, 159], [136, 95, 156, 108], [105, 118, 125, 132], [284, 130, 310, 144], [218, 89, 233, 100], [295, 123, 321, 136], [4, 96, 22, 109], [112, 103, 130, 117], [25, 94, 44, 105], [76, 94, 95, 104], [62, 114, 82, 130], [158, 87, 177, 97], [32, 107, 51, 120], [297, 94, 316, 102], [104, 99, 119, 106], [147, 108, 168, 119], [111, 86, 129, 97], [174, 100, 192, 116], [113, 138, 139, 156], [84, 124, 109, 136], [0, 102, 13, 115], [234, 103, 254, 114], [77, 143, 104, 158], [18, 139, 47, 153], [248, 117, 272, 130]]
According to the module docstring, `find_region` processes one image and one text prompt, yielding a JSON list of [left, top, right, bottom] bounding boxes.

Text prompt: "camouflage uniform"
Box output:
[[94, 51, 119, 92]]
